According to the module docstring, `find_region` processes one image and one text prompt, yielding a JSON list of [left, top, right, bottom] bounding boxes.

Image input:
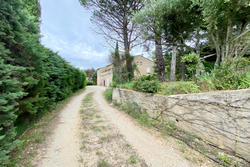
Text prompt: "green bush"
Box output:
[[104, 88, 113, 102], [133, 75, 160, 93], [181, 53, 202, 79], [86, 80, 95, 85], [175, 82, 201, 94], [197, 57, 250, 90], [160, 81, 201, 95], [239, 72, 250, 89], [115, 81, 134, 89]]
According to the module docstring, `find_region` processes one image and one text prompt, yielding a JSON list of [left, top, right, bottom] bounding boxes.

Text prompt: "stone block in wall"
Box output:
[[112, 88, 250, 161]]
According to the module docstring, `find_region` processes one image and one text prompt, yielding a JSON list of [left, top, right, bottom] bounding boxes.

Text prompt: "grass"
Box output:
[[83, 92, 93, 104], [115, 81, 202, 95], [158, 81, 201, 95], [96, 115, 101, 119], [91, 125, 102, 132], [114, 66, 249, 96], [95, 119, 103, 123], [78, 156, 84, 163], [104, 88, 113, 102], [80, 93, 96, 151], [100, 134, 111, 143], [100, 136, 108, 142], [120, 102, 152, 127], [180, 144, 187, 153], [9, 89, 86, 167], [15, 88, 86, 137], [97, 160, 110, 167], [116, 81, 134, 89], [96, 151, 103, 156], [218, 155, 232, 165], [80, 132, 89, 151], [129, 155, 137, 164]]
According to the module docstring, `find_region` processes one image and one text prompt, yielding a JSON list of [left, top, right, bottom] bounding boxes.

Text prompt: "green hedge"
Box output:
[[0, 0, 86, 165], [133, 75, 160, 93]]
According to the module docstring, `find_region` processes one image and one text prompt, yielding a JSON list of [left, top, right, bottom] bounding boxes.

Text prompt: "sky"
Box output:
[[40, 0, 150, 70], [40, 0, 111, 70]]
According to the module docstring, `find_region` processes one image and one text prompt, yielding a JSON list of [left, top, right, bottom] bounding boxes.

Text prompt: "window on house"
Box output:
[[146, 67, 151, 74]]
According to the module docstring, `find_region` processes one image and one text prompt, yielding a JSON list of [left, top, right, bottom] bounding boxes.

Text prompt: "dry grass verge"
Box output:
[[9, 89, 85, 167]]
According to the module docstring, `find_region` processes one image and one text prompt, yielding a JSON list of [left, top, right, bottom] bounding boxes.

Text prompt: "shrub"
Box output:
[[133, 75, 160, 93], [196, 73, 216, 91], [239, 71, 250, 89], [181, 53, 202, 79], [175, 82, 201, 94], [104, 88, 113, 102], [160, 81, 201, 95], [197, 57, 250, 90], [86, 80, 95, 86], [115, 81, 134, 89]]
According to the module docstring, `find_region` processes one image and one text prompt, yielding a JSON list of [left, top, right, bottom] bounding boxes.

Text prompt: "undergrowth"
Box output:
[[159, 81, 201, 95], [114, 58, 250, 95]]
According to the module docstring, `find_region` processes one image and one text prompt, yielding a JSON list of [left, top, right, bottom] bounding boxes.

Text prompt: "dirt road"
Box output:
[[35, 90, 91, 167], [35, 86, 211, 167]]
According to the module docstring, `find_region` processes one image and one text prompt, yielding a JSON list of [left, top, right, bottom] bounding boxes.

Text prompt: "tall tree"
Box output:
[[133, 0, 166, 81], [160, 0, 202, 81], [192, 0, 250, 67], [80, 0, 143, 81], [110, 42, 127, 83], [85, 68, 96, 81], [135, 0, 202, 81]]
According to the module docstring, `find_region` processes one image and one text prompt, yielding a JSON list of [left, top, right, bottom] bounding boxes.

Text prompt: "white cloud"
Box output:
[[41, 31, 110, 70]]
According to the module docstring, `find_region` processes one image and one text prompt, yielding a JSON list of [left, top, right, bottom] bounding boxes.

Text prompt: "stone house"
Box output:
[[97, 55, 154, 86]]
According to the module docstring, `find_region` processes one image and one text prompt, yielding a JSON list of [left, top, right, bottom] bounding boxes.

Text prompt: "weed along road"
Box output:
[[35, 86, 214, 167]]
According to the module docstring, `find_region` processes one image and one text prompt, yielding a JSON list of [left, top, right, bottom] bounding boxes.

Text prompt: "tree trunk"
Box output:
[[154, 30, 166, 82], [181, 62, 186, 81], [170, 45, 177, 81], [195, 30, 205, 77], [212, 32, 221, 68], [123, 18, 133, 81], [225, 18, 232, 60]]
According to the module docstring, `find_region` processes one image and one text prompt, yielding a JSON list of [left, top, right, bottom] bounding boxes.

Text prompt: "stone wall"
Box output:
[[112, 88, 250, 161]]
